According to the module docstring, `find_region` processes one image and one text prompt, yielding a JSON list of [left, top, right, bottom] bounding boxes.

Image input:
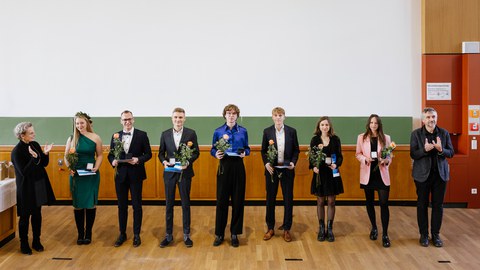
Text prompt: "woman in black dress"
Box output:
[[309, 116, 344, 242], [11, 122, 56, 255], [355, 114, 392, 247]]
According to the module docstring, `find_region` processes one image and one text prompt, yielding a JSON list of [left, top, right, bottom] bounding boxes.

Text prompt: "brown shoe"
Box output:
[[283, 230, 292, 242], [263, 229, 275, 241]]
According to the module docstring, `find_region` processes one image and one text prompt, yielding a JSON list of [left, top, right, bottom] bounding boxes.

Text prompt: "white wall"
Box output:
[[0, 0, 421, 117]]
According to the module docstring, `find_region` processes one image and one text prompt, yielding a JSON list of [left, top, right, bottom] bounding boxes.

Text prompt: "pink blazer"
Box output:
[[355, 134, 392, 186]]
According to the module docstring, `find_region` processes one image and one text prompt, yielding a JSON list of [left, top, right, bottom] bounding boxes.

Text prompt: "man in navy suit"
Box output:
[[158, 107, 199, 248], [108, 110, 152, 247], [261, 107, 299, 242], [410, 107, 454, 247]]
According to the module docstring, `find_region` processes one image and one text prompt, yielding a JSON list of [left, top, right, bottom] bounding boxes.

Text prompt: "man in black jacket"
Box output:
[[108, 110, 152, 248], [158, 107, 199, 248], [410, 107, 454, 247]]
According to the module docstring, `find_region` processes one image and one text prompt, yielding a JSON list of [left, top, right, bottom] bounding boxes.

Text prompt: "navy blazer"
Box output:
[[108, 128, 152, 183], [410, 126, 454, 182], [261, 125, 300, 176], [158, 127, 200, 179]]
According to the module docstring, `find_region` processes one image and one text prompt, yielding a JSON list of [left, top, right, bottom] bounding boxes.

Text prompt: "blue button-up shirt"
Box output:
[[210, 123, 250, 157]]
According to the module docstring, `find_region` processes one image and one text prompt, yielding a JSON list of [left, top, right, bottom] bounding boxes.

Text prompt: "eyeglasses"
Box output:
[[121, 118, 133, 122]]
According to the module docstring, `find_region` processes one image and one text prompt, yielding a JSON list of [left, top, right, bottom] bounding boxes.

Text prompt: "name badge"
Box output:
[[325, 157, 332, 165], [371, 152, 378, 159]]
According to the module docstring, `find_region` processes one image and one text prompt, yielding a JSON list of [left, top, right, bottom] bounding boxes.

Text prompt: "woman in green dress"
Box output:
[[64, 112, 103, 245]]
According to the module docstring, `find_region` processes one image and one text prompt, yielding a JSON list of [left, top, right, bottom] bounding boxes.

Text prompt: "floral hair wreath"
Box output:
[[75, 111, 93, 124]]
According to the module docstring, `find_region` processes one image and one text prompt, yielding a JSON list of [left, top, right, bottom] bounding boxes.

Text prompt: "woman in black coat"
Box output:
[[11, 122, 56, 255]]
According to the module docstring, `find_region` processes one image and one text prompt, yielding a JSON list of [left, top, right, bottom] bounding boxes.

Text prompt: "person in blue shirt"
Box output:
[[211, 104, 250, 247]]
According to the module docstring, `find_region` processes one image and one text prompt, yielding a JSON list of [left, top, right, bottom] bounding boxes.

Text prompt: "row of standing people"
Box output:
[[10, 105, 453, 255]]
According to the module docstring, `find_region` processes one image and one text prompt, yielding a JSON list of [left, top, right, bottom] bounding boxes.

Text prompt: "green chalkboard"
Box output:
[[0, 116, 412, 146]]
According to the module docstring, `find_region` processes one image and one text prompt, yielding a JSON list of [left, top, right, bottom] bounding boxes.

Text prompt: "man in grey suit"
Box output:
[[410, 107, 454, 247], [158, 107, 199, 248]]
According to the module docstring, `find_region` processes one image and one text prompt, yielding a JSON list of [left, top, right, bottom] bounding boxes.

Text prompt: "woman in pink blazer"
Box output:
[[355, 114, 392, 248]]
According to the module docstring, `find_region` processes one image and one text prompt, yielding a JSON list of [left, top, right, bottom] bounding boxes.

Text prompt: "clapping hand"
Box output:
[[433, 136, 443, 152], [424, 138, 435, 152], [28, 146, 38, 158], [43, 142, 54, 154]]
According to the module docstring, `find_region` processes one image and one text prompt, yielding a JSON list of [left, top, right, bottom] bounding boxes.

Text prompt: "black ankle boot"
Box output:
[[327, 220, 335, 242], [20, 240, 32, 255], [74, 209, 85, 245], [32, 238, 44, 252], [369, 227, 378, 240], [382, 234, 391, 248], [317, 219, 326, 242], [84, 208, 96, 245]]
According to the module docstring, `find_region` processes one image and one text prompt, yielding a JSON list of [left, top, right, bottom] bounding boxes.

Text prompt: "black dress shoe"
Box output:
[[32, 240, 44, 252], [20, 241, 32, 255], [419, 234, 429, 247], [133, 235, 141, 247], [184, 237, 193, 248], [432, 234, 443, 247], [160, 237, 172, 248], [382, 235, 391, 248], [231, 235, 239, 248], [213, 235, 224, 246], [369, 228, 378, 240], [114, 233, 127, 247]]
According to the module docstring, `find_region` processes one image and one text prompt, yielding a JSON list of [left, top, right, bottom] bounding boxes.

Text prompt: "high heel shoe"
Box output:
[[369, 228, 378, 240]]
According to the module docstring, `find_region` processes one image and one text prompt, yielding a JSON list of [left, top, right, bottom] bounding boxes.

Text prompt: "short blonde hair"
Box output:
[[14, 122, 33, 140], [271, 107, 285, 115]]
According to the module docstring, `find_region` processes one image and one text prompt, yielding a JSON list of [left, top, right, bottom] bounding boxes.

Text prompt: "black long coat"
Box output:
[[11, 140, 56, 216]]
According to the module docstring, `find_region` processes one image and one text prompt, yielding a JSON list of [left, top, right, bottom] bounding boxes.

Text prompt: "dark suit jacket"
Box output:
[[107, 128, 152, 183], [410, 126, 454, 182], [158, 127, 200, 179], [261, 125, 300, 176]]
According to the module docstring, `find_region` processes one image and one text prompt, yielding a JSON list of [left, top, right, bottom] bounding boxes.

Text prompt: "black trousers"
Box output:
[[115, 174, 143, 235], [18, 206, 42, 241], [215, 157, 246, 236], [415, 170, 447, 235], [164, 172, 192, 235], [265, 168, 294, 230]]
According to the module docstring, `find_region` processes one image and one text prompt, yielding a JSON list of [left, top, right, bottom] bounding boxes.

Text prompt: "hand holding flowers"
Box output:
[[109, 133, 125, 175], [374, 141, 396, 171], [307, 144, 327, 187], [175, 141, 195, 182], [266, 139, 278, 183], [214, 134, 231, 175], [65, 147, 78, 175]]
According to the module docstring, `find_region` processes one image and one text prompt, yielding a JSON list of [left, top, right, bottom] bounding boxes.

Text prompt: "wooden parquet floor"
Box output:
[[1, 205, 480, 270]]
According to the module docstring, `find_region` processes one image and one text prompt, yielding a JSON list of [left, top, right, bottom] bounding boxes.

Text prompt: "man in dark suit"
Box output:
[[158, 107, 199, 248], [261, 107, 299, 242], [410, 107, 454, 247], [108, 110, 152, 248]]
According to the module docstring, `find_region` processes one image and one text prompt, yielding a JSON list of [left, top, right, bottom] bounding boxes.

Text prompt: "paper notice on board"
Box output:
[[426, 83, 451, 100]]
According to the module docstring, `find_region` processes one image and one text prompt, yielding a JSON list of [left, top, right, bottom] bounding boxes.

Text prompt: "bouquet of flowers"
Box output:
[[109, 133, 124, 175], [374, 141, 396, 171], [66, 147, 78, 173], [307, 144, 327, 187], [175, 141, 195, 182], [214, 134, 231, 175], [266, 139, 278, 183]]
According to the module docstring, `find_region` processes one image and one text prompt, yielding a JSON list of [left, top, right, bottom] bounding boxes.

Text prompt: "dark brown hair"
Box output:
[[314, 116, 335, 137], [362, 114, 386, 147]]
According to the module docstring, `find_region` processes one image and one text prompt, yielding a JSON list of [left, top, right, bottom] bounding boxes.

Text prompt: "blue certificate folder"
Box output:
[[164, 162, 182, 173], [77, 170, 97, 176]]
